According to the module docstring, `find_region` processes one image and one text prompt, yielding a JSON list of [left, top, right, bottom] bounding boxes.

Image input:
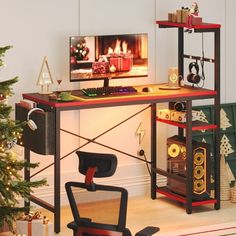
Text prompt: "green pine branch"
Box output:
[[0, 46, 12, 55], [0, 206, 27, 231], [0, 46, 12, 68], [0, 77, 18, 97], [0, 104, 13, 119]]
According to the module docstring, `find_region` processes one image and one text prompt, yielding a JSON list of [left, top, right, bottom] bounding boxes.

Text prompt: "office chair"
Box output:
[[65, 151, 160, 236]]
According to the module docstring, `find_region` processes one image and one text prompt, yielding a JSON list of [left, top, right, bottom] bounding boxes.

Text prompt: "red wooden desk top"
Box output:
[[22, 84, 217, 109]]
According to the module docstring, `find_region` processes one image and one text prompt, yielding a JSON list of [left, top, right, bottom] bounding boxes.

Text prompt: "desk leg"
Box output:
[[151, 103, 157, 199], [54, 109, 61, 233]]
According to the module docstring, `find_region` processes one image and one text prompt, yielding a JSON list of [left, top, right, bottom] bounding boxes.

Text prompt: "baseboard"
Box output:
[[30, 162, 167, 206]]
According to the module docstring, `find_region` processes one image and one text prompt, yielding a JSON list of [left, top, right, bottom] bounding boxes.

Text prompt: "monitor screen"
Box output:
[[70, 33, 148, 84]]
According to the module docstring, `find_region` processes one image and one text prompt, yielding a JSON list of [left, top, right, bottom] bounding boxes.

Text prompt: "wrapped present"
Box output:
[[92, 61, 109, 74], [92, 55, 109, 74], [157, 109, 172, 120], [109, 53, 133, 72], [170, 110, 199, 123], [16, 212, 53, 236], [181, 9, 189, 23], [192, 16, 202, 25], [170, 110, 186, 123]]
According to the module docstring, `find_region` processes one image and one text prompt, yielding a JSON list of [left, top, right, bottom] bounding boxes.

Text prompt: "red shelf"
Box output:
[[156, 20, 221, 29], [157, 187, 217, 206], [156, 118, 217, 131]]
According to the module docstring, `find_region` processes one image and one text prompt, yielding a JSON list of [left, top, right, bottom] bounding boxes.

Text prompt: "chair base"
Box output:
[[135, 226, 160, 236]]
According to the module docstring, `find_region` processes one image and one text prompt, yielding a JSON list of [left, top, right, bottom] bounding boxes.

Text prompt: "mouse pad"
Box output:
[[71, 90, 155, 101]]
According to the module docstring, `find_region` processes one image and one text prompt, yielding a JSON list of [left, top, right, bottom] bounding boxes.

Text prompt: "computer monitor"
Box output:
[[69, 33, 148, 87]]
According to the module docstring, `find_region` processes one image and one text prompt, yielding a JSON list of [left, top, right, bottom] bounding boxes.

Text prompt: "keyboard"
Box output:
[[81, 86, 137, 97]]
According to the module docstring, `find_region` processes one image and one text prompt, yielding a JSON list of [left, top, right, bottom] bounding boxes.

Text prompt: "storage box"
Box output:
[[15, 104, 55, 155], [16, 220, 53, 236], [109, 54, 133, 72]]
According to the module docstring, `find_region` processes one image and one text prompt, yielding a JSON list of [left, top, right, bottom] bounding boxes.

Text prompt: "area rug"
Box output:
[[158, 222, 236, 236]]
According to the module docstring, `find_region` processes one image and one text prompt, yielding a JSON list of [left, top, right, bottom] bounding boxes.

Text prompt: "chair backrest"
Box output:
[[65, 151, 131, 236], [65, 182, 129, 234]]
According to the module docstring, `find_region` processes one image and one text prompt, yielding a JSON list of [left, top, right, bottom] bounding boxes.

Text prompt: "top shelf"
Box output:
[[156, 20, 221, 29]]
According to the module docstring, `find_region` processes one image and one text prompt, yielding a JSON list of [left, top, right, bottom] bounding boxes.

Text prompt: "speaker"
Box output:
[[167, 135, 211, 200], [187, 62, 201, 84], [169, 101, 186, 112], [27, 108, 44, 130]]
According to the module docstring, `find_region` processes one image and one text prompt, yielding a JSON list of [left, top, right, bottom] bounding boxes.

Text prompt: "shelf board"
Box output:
[[156, 118, 217, 131], [157, 186, 217, 206], [156, 20, 221, 29]]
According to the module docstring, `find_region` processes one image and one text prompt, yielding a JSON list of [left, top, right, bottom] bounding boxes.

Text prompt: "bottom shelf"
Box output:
[[157, 186, 217, 207]]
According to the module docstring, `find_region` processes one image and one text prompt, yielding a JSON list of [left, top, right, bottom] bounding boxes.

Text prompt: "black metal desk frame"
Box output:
[[22, 84, 220, 233]]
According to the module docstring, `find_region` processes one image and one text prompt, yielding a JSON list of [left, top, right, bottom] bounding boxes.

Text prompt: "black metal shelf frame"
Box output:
[[156, 23, 221, 214]]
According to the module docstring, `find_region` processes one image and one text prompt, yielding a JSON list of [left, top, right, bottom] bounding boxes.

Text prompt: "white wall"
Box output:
[[0, 0, 235, 205]]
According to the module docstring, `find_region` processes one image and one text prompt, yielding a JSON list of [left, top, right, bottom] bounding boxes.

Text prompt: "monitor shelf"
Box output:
[[156, 20, 221, 29]]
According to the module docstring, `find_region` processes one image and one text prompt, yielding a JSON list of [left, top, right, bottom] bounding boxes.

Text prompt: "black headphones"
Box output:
[[187, 62, 201, 84]]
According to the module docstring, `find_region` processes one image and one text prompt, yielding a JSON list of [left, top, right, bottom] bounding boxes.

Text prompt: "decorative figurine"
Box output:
[[186, 2, 200, 32], [37, 56, 54, 94]]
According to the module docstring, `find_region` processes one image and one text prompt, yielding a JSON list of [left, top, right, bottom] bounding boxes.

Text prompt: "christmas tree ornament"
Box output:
[[70, 37, 90, 62]]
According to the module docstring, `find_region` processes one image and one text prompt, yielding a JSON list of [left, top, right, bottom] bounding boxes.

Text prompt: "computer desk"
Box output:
[[21, 83, 218, 233]]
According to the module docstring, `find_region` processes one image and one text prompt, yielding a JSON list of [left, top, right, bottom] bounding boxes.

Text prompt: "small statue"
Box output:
[[186, 2, 199, 32], [189, 2, 199, 16]]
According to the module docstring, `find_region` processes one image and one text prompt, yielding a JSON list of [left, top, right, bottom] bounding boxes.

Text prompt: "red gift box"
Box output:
[[109, 53, 133, 72], [92, 61, 109, 74]]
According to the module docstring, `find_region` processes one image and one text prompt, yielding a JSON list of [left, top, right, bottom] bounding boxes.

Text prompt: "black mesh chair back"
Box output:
[[65, 151, 159, 236]]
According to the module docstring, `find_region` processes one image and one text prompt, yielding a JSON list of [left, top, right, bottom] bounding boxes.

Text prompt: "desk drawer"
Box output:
[[15, 104, 55, 155]]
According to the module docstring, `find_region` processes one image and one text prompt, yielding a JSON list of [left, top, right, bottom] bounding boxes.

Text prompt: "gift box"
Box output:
[[170, 110, 199, 123], [181, 9, 189, 23], [16, 212, 53, 236], [192, 16, 202, 25], [157, 109, 172, 120], [92, 61, 109, 74], [16, 220, 53, 236], [109, 53, 133, 72]]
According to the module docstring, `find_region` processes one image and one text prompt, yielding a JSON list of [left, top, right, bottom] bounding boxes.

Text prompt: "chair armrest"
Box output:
[[135, 226, 160, 236], [67, 221, 78, 230]]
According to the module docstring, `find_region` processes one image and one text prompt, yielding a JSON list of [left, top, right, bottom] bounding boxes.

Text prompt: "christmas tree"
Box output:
[[0, 46, 46, 231], [220, 134, 234, 157], [220, 108, 232, 131], [70, 37, 90, 64]]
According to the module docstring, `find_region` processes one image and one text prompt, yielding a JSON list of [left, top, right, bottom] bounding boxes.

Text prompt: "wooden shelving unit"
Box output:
[[155, 21, 221, 214]]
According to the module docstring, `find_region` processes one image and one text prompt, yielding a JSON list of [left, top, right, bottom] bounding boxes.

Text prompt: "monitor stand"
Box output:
[[103, 77, 110, 87]]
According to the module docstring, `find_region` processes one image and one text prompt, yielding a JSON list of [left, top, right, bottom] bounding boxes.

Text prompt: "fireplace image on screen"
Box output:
[[70, 33, 148, 83]]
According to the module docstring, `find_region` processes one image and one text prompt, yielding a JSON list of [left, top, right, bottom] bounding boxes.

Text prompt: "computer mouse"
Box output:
[[142, 87, 154, 93]]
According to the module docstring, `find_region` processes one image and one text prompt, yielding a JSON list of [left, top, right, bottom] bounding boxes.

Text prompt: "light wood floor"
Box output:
[[38, 195, 236, 235]]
